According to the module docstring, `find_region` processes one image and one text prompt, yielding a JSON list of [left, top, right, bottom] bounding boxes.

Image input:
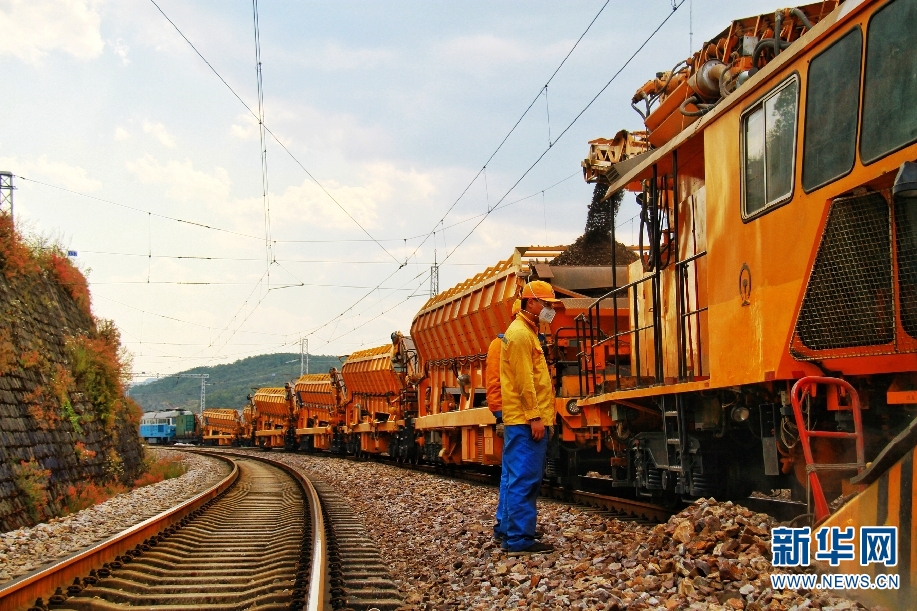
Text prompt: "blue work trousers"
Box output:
[[498, 423, 548, 551], [493, 455, 509, 539]]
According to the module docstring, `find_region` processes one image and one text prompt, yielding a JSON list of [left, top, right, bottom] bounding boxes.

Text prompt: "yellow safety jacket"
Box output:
[[499, 311, 556, 426]]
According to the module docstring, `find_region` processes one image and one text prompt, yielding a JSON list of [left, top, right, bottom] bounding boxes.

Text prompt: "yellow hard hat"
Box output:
[[521, 280, 561, 303], [511, 299, 522, 315]]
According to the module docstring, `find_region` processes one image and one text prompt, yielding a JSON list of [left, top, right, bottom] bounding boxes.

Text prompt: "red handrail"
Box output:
[[790, 376, 865, 522]]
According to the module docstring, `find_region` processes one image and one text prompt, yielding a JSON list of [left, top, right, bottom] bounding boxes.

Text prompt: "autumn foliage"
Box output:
[[0, 212, 39, 280], [47, 251, 91, 316], [60, 454, 188, 516]]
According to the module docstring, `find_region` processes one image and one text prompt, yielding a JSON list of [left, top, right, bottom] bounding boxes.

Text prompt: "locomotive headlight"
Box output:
[[730, 405, 750, 423], [566, 399, 582, 415]]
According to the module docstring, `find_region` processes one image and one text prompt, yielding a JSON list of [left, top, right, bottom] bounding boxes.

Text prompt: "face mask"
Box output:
[[539, 306, 556, 324]]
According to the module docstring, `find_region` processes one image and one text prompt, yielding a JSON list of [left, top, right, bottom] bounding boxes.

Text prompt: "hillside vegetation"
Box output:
[[129, 353, 344, 413]]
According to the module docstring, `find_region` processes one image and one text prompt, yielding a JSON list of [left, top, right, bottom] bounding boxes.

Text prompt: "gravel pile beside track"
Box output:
[[0, 449, 229, 585], [267, 453, 876, 611]]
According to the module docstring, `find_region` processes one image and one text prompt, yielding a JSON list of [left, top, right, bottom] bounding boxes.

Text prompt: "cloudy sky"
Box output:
[[1, 0, 776, 374]]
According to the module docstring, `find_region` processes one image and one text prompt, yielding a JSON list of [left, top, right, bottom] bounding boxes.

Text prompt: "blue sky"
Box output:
[[1, 0, 776, 376]]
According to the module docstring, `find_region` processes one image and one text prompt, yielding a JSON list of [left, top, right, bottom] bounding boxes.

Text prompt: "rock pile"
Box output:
[[261, 452, 877, 611], [0, 450, 228, 585]]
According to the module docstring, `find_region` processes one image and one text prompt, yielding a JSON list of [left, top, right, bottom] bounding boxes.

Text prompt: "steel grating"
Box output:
[[896, 195, 917, 338], [796, 192, 894, 351]]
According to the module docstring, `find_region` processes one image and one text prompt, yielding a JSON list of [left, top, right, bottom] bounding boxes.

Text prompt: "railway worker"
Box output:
[[498, 280, 559, 556], [487, 299, 527, 544]]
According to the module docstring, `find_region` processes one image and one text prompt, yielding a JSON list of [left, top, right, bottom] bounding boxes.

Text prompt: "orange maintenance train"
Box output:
[[571, 0, 917, 602], [241, 0, 916, 568]]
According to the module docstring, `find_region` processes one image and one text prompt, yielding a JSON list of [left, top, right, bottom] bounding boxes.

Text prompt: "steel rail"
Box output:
[[189, 449, 327, 611], [0, 453, 239, 611], [540, 485, 674, 523]]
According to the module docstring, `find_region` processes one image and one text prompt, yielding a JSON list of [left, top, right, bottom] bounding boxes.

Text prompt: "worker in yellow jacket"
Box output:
[[498, 281, 558, 556], [487, 299, 526, 544]]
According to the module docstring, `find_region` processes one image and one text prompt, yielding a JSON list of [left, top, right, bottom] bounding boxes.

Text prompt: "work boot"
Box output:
[[494, 530, 544, 543], [506, 541, 554, 556]]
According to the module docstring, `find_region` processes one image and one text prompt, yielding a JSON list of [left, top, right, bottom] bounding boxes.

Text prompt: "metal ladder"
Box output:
[[790, 376, 866, 522], [662, 396, 685, 480]]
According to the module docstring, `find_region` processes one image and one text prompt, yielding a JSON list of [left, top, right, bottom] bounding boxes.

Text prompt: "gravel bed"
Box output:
[[0, 449, 230, 585], [260, 452, 877, 611]]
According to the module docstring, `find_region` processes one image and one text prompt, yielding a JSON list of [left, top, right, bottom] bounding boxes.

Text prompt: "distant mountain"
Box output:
[[129, 353, 344, 413]]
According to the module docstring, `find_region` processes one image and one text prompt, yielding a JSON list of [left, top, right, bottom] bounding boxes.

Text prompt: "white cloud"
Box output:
[[109, 37, 130, 65], [229, 114, 259, 141], [363, 162, 438, 203], [114, 127, 130, 141], [142, 121, 176, 148], [125, 155, 231, 204], [0, 155, 101, 192], [230, 162, 439, 233], [251, 178, 379, 232], [0, 0, 104, 64]]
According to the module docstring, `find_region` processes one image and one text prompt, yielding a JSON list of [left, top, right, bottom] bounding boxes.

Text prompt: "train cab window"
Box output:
[[742, 76, 799, 219], [803, 28, 862, 191], [861, 0, 917, 163]]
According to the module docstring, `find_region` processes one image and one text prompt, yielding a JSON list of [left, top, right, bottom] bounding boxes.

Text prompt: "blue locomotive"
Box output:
[[139, 409, 201, 445]]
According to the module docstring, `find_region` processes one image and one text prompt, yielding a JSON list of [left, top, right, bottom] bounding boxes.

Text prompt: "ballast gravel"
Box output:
[[261, 452, 881, 611], [0, 449, 229, 585]]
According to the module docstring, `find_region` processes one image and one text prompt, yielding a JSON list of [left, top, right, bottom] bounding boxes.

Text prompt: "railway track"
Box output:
[[0, 451, 403, 611], [278, 447, 804, 528], [343, 453, 676, 524], [344, 450, 806, 525]]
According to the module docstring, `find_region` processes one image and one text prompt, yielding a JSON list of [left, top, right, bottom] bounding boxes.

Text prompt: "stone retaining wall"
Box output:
[[0, 236, 143, 531]]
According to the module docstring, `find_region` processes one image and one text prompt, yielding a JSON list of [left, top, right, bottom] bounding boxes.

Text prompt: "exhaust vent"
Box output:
[[795, 192, 893, 352]]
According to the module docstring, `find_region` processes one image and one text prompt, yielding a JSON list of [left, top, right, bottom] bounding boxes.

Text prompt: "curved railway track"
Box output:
[[0, 451, 403, 611]]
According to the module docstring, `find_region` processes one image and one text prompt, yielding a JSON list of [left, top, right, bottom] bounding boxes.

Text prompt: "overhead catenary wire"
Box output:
[[17, 165, 562, 369], [16, 165, 580, 253], [284, 0, 617, 346], [91, 280, 426, 289], [124, 340, 309, 346], [75, 250, 488, 265], [133, 0, 662, 368], [148, 0, 402, 266], [296, 265, 431, 346], [274, 170, 580, 244], [313, 272, 431, 349], [284, 169, 580, 344], [252, 0, 274, 286], [299, 13, 669, 352], [383, 0, 613, 271], [15, 176, 262, 240], [96, 294, 290, 337], [191, 271, 271, 362], [438, 0, 687, 267]]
